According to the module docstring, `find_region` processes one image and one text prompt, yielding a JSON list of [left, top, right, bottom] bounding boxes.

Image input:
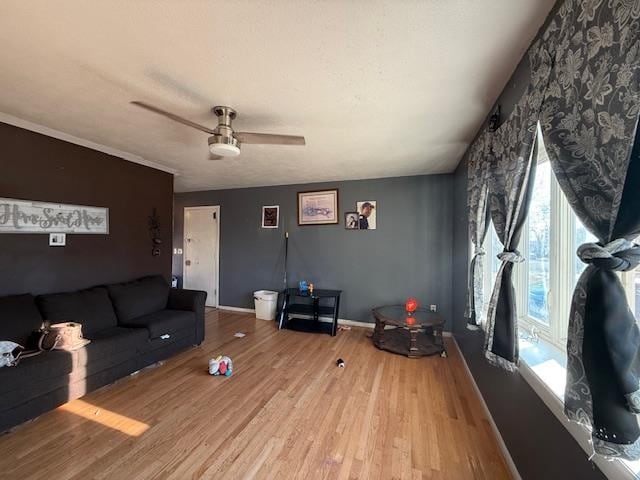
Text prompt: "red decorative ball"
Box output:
[[405, 297, 419, 313], [406, 316, 416, 326]]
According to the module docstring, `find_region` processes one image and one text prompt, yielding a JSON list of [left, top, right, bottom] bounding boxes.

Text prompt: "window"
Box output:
[[527, 161, 551, 325], [636, 270, 640, 316], [574, 218, 597, 283], [479, 124, 640, 479], [511, 131, 579, 349], [482, 126, 638, 350]]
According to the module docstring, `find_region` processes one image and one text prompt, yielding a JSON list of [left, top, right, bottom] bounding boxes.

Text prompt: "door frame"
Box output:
[[183, 205, 220, 308]]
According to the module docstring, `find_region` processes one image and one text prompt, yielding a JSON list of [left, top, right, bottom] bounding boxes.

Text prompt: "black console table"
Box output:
[[278, 288, 342, 336]]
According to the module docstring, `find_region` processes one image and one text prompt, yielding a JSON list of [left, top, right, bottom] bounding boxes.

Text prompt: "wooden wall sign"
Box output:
[[0, 197, 109, 234]]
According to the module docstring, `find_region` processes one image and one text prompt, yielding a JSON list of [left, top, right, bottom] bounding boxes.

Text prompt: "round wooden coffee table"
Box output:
[[372, 305, 446, 358]]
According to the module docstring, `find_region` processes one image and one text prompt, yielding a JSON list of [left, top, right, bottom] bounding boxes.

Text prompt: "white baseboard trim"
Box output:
[[218, 307, 375, 329], [450, 337, 521, 480], [287, 314, 376, 329], [217, 307, 455, 334], [325, 318, 375, 329], [218, 305, 255, 313]]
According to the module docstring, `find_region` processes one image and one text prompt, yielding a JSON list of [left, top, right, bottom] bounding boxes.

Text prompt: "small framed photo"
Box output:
[[297, 189, 339, 225], [356, 201, 377, 230], [262, 205, 280, 228], [344, 212, 359, 230], [49, 233, 66, 246]]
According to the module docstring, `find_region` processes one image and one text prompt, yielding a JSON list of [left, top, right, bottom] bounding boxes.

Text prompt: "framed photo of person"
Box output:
[[262, 205, 280, 228], [356, 201, 376, 230], [344, 211, 359, 230], [297, 189, 339, 225], [49, 233, 67, 246]]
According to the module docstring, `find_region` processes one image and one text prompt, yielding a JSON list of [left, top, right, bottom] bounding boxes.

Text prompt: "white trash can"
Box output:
[[254, 290, 278, 320]]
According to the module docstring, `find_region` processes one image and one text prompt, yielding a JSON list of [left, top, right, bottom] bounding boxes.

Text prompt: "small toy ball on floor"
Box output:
[[209, 355, 233, 376], [336, 358, 345, 368]]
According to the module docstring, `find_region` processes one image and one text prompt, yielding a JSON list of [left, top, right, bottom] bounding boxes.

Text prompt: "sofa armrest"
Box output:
[[168, 289, 207, 344]]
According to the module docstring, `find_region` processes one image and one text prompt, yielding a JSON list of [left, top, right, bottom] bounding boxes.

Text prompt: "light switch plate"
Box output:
[[430, 304, 437, 312]]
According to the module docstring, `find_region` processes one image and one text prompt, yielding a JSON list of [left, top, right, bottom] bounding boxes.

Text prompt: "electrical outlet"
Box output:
[[430, 304, 437, 312]]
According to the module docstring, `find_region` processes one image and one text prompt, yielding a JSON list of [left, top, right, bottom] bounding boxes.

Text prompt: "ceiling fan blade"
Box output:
[[131, 101, 215, 134], [235, 132, 306, 145]]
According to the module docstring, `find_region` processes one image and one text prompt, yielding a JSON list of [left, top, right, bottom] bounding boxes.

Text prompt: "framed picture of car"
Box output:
[[297, 189, 339, 225]]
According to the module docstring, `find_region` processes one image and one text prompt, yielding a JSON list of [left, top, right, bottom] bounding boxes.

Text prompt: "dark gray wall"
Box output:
[[0, 122, 173, 296], [451, 1, 605, 478], [174, 175, 454, 328]]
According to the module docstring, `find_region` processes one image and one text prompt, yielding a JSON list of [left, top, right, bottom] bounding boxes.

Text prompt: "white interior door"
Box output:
[[183, 206, 219, 307]]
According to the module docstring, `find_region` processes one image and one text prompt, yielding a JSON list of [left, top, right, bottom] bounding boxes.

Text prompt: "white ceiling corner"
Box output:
[[0, 0, 555, 192]]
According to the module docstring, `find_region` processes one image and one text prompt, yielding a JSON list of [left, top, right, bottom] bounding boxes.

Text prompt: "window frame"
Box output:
[[480, 223, 502, 326], [481, 127, 638, 350], [515, 155, 575, 350], [481, 148, 575, 350]]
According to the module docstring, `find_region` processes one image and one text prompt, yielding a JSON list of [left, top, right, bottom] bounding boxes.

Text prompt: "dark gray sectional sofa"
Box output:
[[0, 275, 206, 433]]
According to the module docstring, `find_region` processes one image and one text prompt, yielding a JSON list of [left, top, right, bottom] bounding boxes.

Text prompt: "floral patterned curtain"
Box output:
[[483, 36, 555, 371], [464, 129, 492, 328], [540, 0, 640, 460], [484, 101, 538, 371]]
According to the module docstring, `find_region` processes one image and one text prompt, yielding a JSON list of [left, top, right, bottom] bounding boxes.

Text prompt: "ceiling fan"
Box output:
[[130, 101, 306, 159]]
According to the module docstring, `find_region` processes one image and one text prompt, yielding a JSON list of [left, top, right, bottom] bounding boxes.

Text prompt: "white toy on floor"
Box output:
[[209, 355, 233, 376]]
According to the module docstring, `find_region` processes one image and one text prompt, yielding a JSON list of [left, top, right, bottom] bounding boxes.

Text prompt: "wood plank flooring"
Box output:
[[0, 310, 511, 479]]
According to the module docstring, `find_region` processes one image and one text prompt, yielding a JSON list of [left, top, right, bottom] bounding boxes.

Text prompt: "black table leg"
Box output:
[[278, 292, 289, 330], [331, 295, 341, 336], [313, 297, 320, 324]]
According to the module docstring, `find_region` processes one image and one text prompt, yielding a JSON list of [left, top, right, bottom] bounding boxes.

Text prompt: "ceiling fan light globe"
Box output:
[[209, 143, 240, 157], [208, 135, 240, 157]]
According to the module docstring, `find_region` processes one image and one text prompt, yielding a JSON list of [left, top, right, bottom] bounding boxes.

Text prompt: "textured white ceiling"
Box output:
[[0, 1, 554, 192]]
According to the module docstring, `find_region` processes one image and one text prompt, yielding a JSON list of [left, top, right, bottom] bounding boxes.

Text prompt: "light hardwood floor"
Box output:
[[0, 310, 511, 479]]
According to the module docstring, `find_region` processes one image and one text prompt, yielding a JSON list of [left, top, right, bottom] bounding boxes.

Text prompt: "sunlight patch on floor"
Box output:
[[59, 399, 150, 436]]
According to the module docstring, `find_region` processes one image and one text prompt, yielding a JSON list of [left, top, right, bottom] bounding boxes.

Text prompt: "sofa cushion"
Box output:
[[85, 326, 149, 357], [0, 349, 74, 395], [107, 276, 169, 322], [73, 326, 148, 375], [37, 287, 118, 336], [0, 294, 44, 346], [141, 325, 196, 353], [120, 309, 195, 339]]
